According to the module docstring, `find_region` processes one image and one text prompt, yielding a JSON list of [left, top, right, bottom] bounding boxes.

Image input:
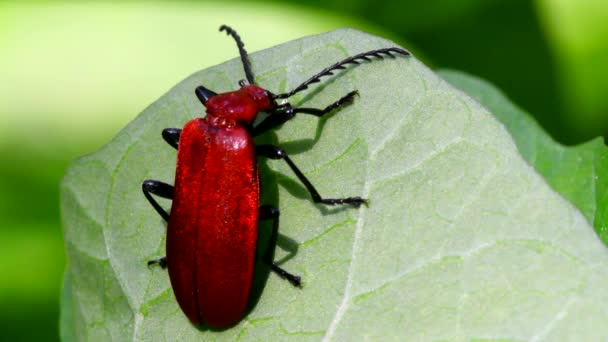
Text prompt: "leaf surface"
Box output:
[[441, 70, 608, 246], [61, 29, 608, 341]]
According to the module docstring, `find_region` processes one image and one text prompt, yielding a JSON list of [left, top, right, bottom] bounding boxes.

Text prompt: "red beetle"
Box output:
[[143, 25, 409, 328]]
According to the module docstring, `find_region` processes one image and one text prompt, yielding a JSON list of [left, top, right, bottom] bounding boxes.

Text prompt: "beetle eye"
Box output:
[[238, 79, 247, 87]]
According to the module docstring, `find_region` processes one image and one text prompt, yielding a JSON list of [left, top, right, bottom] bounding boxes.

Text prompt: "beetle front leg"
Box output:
[[259, 205, 302, 287], [289, 90, 358, 117], [253, 91, 358, 136], [256, 145, 367, 207]]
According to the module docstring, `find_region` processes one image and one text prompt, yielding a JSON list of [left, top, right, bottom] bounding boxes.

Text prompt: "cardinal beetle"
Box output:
[[143, 25, 409, 328]]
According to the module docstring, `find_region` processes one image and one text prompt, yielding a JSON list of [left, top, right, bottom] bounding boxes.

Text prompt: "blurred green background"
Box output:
[[1, 1, 607, 340]]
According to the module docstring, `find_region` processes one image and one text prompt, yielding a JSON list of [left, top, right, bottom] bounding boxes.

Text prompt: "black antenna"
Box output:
[[273, 47, 410, 99], [219, 25, 255, 85]]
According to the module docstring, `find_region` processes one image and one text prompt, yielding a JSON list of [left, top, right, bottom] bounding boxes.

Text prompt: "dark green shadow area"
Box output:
[[0, 143, 70, 342], [0, 298, 60, 341], [403, 0, 564, 142]]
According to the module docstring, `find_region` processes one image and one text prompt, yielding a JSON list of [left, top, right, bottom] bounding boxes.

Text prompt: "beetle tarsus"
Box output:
[[318, 196, 368, 208], [147, 257, 167, 269], [270, 263, 302, 288]]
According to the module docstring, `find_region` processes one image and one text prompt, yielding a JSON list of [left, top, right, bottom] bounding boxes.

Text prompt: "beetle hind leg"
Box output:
[[269, 263, 301, 287], [142, 180, 174, 269], [259, 205, 302, 288]]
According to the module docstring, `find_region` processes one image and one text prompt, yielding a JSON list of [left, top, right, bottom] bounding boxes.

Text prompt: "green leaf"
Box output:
[[60, 272, 75, 342], [536, 0, 608, 138], [440, 69, 608, 246], [61, 29, 608, 340]]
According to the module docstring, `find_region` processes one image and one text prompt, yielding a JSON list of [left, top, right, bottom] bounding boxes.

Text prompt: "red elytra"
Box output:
[[168, 85, 269, 327], [142, 25, 409, 328]]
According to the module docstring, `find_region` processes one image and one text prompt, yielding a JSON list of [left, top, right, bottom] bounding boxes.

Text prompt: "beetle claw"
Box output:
[[289, 275, 302, 288], [349, 197, 368, 208], [147, 257, 167, 269]]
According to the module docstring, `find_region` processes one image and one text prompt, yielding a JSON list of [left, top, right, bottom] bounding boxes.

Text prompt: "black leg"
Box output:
[[195, 86, 217, 106], [253, 91, 358, 136], [259, 205, 301, 287], [291, 90, 358, 117], [142, 180, 174, 222], [256, 145, 367, 207], [162, 128, 181, 149], [147, 257, 167, 269], [143, 180, 173, 269]]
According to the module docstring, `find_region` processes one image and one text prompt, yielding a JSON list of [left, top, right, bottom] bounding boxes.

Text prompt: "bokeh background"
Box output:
[[1, 1, 607, 340]]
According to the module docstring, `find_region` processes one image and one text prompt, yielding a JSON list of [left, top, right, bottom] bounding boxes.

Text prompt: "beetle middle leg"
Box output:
[[256, 145, 367, 208], [142, 180, 174, 221], [259, 205, 301, 287], [142, 180, 174, 268], [252, 91, 358, 136]]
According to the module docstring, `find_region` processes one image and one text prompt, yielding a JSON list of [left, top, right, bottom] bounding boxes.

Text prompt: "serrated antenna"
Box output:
[[219, 25, 255, 85], [273, 47, 409, 99]]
